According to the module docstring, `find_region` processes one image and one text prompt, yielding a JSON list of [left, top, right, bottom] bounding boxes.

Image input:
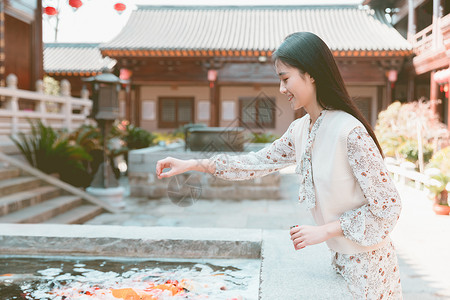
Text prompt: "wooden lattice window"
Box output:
[[158, 97, 194, 128], [239, 94, 276, 129]]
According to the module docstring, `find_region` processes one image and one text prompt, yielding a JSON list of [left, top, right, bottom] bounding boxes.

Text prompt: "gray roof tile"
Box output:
[[100, 5, 411, 53], [44, 43, 116, 74]]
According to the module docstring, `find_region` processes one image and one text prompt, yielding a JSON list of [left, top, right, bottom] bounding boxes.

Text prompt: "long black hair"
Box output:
[[273, 32, 384, 156]]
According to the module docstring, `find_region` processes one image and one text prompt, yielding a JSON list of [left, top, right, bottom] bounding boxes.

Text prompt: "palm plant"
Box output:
[[10, 120, 92, 186]]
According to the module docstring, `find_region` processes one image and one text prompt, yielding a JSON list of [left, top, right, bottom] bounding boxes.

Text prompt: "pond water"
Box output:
[[0, 256, 260, 300]]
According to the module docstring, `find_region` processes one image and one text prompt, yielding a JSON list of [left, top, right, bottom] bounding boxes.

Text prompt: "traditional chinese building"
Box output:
[[365, 0, 450, 129], [0, 0, 43, 90], [97, 5, 412, 135], [42, 5, 412, 135]]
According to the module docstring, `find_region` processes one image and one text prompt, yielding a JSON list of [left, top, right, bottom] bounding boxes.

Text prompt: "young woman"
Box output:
[[156, 32, 402, 299]]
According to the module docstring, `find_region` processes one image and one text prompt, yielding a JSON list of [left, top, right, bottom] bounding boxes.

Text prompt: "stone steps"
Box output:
[[0, 168, 20, 180], [0, 154, 108, 224], [0, 195, 83, 223], [0, 186, 61, 216], [43, 205, 103, 224], [0, 176, 41, 197]]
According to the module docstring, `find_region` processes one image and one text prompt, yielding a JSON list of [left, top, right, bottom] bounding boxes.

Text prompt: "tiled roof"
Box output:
[[44, 43, 116, 74], [100, 5, 412, 55]]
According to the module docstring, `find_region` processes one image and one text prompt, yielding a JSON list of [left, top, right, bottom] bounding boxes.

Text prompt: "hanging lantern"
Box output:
[[387, 69, 398, 83], [207, 69, 217, 81], [69, 0, 83, 11], [114, 3, 126, 15], [44, 6, 58, 16]]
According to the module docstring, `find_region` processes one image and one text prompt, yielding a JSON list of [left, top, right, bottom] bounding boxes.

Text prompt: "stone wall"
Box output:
[[128, 143, 281, 200]]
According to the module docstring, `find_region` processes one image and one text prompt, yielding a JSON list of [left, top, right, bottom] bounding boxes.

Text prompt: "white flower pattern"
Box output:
[[332, 241, 402, 299], [340, 127, 402, 247], [209, 118, 403, 299], [296, 110, 327, 209]]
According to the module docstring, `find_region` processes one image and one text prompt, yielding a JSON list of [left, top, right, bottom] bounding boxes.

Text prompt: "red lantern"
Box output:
[[114, 3, 126, 14], [387, 69, 397, 83], [44, 6, 58, 16], [207, 69, 217, 81], [69, 0, 83, 10]]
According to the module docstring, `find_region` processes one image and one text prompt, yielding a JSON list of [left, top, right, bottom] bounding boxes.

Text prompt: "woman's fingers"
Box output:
[[295, 244, 306, 250], [156, 158, 174, 178], [289, 226, 300, 236], [290, 225, 307, 250], [290, 231, 303, 240], [293, 236, 305, 246], [159, 169, 174, 178]]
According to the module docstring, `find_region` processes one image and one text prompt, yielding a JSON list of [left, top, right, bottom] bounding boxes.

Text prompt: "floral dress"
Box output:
[[210, 114, 403, 299]]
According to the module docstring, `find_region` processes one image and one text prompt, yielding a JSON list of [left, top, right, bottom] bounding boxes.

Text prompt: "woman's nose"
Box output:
[[279, 82, 286, 94]]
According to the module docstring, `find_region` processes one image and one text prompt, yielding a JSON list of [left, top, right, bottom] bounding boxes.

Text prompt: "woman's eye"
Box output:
[[282, 78, 288, 83]]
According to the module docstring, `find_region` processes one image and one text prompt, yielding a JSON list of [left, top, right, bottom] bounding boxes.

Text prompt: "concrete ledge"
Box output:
[[0, 224, 261, 259], [260, 230, 351, 299], [0, 224, 351, 299]]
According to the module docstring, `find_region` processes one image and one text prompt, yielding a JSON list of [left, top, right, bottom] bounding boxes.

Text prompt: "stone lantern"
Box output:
[[83, 70, 129, 208]]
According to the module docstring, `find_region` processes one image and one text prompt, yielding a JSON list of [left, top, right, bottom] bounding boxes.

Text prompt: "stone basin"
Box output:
[[0, 224, 351, 299]]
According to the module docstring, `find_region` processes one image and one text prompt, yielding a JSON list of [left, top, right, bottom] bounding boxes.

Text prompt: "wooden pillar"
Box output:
[[407, 73, 415, 102], [430, 70, 439, 114], [0, 0, 5, 87], [31, 0, 43, 85], [209, 80, 220, 127], [134, 85, 141, 127], [385, 80, 392, 110], [125, 84, 132, 122], [407, 0, 416, 41], [215, 83, 220, 126], [377, 85, 384, 113]]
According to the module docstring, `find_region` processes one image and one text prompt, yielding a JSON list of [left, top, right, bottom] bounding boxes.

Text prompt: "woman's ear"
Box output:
[[305, 72, 315, 83]]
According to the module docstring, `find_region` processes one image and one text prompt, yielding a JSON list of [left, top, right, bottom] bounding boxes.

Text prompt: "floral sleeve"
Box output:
[[209, 120, 298, 181], [339, 126, 402, 246]]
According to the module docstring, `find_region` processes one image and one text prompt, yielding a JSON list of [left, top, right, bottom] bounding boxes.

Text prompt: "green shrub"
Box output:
[[397, 139, 433, 164], [10, 120, 92, 186], [375, 100, 449, 164], [111, 120, 156, 149], [428, 146, 450, 175], [124, 126, 156, 149], [249, 132, 279, 143]]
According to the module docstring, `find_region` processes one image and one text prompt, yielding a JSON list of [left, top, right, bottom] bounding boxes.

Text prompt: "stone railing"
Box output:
[[385, 160, 432, 191], [413, 23, 433, 55], [0, 74, 92, 136], [413, 13, 450, 56]]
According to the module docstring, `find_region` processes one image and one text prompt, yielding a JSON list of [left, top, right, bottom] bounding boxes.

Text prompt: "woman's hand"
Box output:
[[156, 157, 193, 179], [289, 221, 343, 250], [156, 158, 215, 179]]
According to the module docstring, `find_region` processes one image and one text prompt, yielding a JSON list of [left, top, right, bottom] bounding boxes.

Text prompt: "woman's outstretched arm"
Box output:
[[156, 158, 215, 179], [156, 118, 300, 180]]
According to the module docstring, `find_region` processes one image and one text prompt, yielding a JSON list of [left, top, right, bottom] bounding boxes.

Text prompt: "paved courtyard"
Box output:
[[86, 170, 450, 299]]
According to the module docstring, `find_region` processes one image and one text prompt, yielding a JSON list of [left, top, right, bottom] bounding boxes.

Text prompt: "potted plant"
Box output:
[[425, 147, 450, 215]]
